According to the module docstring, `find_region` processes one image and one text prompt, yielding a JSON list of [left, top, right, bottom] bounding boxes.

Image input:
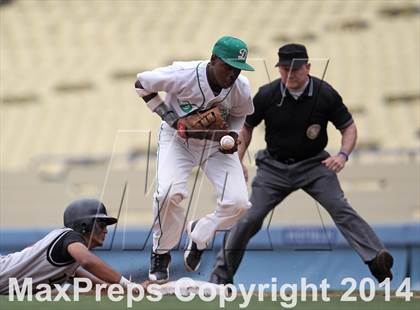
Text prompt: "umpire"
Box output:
[[210, 43, 393, 285]]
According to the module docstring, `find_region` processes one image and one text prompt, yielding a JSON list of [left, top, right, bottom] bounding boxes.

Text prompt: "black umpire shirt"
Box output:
[[245, 76, 353, 162]]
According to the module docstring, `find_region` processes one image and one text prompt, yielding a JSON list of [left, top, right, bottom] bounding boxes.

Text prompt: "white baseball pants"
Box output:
[[152, 123, 250, 253]]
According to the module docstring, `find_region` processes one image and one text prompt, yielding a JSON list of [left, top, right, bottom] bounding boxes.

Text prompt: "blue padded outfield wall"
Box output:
[[1, 224, 419, 290]]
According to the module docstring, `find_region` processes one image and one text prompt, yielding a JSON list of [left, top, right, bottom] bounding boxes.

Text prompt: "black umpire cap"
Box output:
[[275, 43, 309, 69]]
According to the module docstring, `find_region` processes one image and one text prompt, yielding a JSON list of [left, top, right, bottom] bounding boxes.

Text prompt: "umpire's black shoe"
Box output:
[[210, 273, 234, 295], [209, 272, 233, 285], [184, 220, 204, 272], [149, 251, 171, 283], [368, 250, 394, 283]]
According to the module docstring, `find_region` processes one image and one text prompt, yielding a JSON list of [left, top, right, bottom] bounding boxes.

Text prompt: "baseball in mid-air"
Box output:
[[220, 135, 235, 150]]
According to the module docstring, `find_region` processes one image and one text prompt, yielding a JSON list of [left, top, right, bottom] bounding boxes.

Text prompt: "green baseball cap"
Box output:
[[212, 36, 255, 71]]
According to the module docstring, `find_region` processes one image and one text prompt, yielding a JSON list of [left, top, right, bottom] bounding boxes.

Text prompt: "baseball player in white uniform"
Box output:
[[135, 36, 255, 283], [0, 199, 140, 295]]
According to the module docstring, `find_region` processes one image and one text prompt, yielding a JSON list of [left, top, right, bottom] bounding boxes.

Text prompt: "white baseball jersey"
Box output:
[[0, 228, 83, 295], [137, 60, 254, 130]]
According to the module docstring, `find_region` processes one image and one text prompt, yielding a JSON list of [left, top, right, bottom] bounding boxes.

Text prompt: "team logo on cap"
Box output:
[[306, 124, 321, 140], [238, 49, 247, 60]]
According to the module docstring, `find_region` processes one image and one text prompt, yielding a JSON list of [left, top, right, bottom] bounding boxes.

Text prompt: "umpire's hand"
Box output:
[[322, 154, 346, 173]]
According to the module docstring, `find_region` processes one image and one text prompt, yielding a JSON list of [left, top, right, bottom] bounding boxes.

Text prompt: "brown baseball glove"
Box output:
[[175, 105, 229, 140]]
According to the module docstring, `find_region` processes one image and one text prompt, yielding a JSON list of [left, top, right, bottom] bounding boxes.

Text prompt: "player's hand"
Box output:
[[322, 155, 346, 173], [218, 132, 240, 154], [241, 162, 249, 182], [139, 280, 152, 293], [218, 139, 240, 154], [119, 281, 142, 295]]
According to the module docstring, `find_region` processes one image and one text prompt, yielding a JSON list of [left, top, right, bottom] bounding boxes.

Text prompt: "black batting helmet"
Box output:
[[63, 198, 117, 234]]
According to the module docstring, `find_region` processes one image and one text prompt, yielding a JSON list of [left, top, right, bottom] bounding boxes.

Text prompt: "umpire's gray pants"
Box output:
[[212, 150, 385, 282]]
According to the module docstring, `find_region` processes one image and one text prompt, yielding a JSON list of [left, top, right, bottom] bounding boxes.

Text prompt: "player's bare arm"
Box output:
[[67, 242, 128, 285], [74, 266, 106, 285], [322, 122, 357, 173]]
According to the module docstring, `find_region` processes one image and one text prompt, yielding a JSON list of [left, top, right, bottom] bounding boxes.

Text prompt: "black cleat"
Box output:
[[368, 250, 394, 283], [209, 273, 234, 295], [184, 220, 204, 272], [209, 272, 233, 285], [149, 251, 171, 283]]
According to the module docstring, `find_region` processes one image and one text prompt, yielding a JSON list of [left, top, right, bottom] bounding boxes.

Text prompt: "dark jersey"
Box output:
[[47, 229, 87, 266], [0, 228, 87, 294], [246, 76, 353, 161]]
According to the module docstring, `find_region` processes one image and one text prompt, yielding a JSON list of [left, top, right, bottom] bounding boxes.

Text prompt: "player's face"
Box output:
[[279, 63, 311, 91], [90, 221, 108, 247], [210, 57, 241, 89]]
